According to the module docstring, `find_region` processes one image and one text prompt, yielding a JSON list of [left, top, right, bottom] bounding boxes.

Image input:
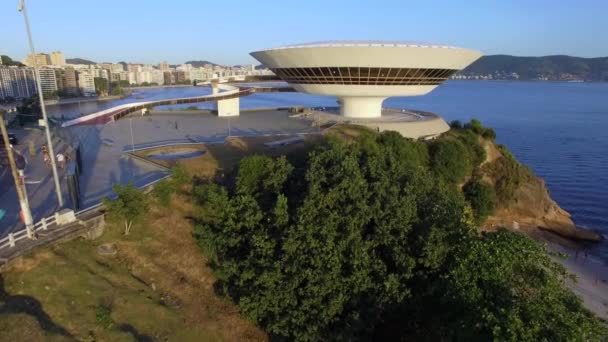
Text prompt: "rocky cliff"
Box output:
[[480, 140, 601, 241]]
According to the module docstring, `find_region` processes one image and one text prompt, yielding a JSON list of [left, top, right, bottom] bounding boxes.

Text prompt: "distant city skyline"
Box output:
[[1, 0, 607, 65]]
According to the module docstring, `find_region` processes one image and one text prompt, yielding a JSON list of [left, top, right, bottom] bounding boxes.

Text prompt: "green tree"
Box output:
[[153, 178, 173, 206], [442, 230, 607, 341], [103, 183, 148, 235], [94, 77, 108, 96], [449, 120, 463, 129], [482, 127, 496, 140], [191, 127, 607, 341], [464, 118, 484, 134], [463, 178, 496, 224], [0, 55, 24, 67], [429, 139, 472, 184]]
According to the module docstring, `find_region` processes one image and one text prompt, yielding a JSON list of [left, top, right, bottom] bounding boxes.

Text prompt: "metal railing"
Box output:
[[0, 213, 58, 250]]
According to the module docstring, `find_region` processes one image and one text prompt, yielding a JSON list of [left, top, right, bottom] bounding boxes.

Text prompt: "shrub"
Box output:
[[463, 178, 496, 224], [103, 183, 148, 235], [464, 118, 484, 134], [153, 178, 173, 206], [449, 120, 463, 129], [457, 129, 487, 168], [171, 165, 191, 189], [482, 127, 496, 140], [429, 139, 472, 184], [95, 302, 113, 328]]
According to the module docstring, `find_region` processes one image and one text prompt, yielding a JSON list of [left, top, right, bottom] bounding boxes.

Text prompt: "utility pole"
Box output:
[[18, 0, 63, 206], [0, 111, 35, 238]]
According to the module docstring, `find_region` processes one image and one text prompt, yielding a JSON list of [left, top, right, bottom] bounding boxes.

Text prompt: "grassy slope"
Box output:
[[0, 199, 265, 341], [0, 134, 327, 341]]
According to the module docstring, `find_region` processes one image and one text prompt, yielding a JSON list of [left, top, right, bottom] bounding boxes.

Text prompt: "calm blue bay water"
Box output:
[[49, 81, 608, 260]]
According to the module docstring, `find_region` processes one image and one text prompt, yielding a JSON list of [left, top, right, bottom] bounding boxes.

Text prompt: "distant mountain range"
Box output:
[[183, 60, 221, 68], [66, 58, 96, 65], [462, 55, 608, 81]]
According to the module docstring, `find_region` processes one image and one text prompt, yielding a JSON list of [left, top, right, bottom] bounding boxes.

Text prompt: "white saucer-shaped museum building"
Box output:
[[250, 41, 482, 118]]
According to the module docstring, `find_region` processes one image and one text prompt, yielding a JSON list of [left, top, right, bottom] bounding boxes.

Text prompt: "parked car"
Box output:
[[0, 133, 18, 145]]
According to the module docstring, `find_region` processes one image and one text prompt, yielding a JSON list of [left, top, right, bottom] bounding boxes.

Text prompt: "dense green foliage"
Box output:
[[109, 81, 126, 96], [94, 77, 108, 96], [464, 118, 496, 142], [429, 138, 471, 184], [153, 179, 173, 206], [463, 178, 496, 223], [449, 120, 463, 129], [0, 55, 24, 67], [462, 54, 608, 81], [192, 130, 606, 340], [153, 166, 191, 206]]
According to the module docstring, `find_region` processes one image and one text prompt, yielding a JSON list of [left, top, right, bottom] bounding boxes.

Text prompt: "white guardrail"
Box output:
[[0, 173, 171, 253], [0, 213, 58, 250]]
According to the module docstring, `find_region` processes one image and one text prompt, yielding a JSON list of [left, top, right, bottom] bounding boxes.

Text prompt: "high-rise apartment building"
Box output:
[[175, 70, 189, 83], [54, 68, 65, 92], [159, 61, 169, 71], [0, 66, 37, 99], [77, 69, 96, 96], [24, 53, 51, 67], [62, 67, 80, 96], [150, 69, 165, 85], [38, 67, 58, 95], [50, 51, 66, 66], [163, 71, 174, 85]]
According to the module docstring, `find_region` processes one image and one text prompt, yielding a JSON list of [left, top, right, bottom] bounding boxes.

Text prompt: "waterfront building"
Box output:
[[62, 66, 80, 96], [0, 66, 36, 99], [23, 53, 51, 67], [251, 41, 481, 118], [54, 68, 65, 93], [150, 69, 165, 85], [159, 61, 169, 71], [127, 71, 137, 85], [163, 71, 175, 85], [189, 68, 208, 82], [38, 67, 58, 95], [50, 51, 66, 66], [176, 70, 189, 83], [110, 63, 125, 73], [77, 69, 96, 96], [127, 64, 142, 73]]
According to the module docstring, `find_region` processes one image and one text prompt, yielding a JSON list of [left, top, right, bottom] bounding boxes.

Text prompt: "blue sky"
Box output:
[[1, 0, 606, 65]]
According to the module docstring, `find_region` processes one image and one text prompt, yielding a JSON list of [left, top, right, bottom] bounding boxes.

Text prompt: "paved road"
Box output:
[[0, 128, 68, 235]]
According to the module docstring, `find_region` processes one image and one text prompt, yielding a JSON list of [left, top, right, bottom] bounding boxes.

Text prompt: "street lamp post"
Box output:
[[18, 0, 63, 207]]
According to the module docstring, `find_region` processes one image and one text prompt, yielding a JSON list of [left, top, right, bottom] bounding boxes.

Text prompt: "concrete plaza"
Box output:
[[0, 110, 315, 236]]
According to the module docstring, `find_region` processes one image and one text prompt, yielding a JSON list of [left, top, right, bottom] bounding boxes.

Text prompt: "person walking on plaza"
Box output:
[[41, 145, 50, 168], [56, 153, 65, 169]]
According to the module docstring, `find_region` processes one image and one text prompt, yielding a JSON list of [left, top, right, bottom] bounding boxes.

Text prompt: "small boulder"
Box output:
[[97, 243, 117, 256]]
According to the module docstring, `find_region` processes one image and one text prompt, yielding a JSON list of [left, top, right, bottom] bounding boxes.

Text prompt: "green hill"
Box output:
[[462, 55, 608, 81], [66, 57, 96, 65], [0, 55, 24, 67]]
